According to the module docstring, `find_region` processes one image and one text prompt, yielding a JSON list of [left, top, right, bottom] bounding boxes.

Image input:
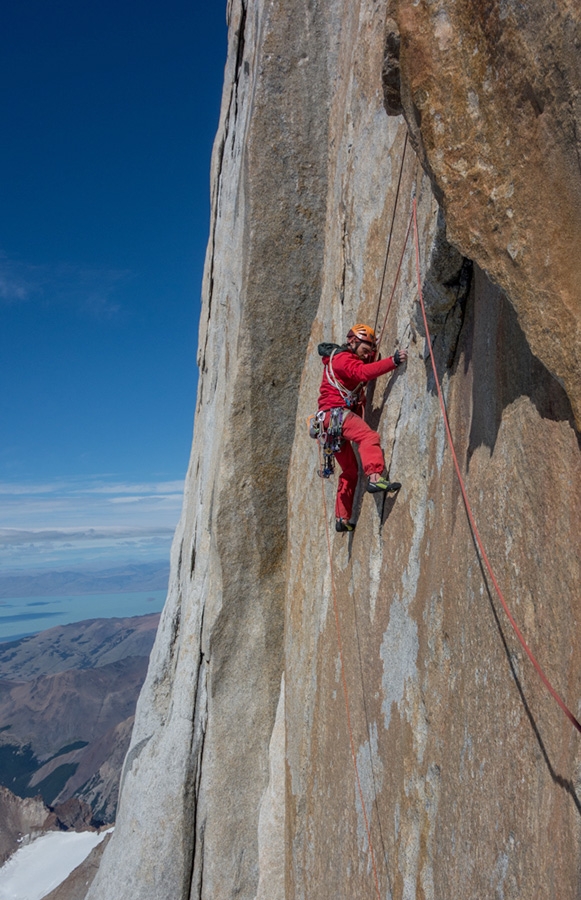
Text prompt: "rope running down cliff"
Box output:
[[318, 166, 580, 900], [370, 187, 581, 735], [319, 446, 384, 900], [409, 197, 581, 735]]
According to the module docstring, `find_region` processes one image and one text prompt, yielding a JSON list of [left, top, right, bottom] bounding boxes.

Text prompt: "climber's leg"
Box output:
[[341, 412, 385, 475], [341, 412, 401, 495], [333, 439, 359, 521]]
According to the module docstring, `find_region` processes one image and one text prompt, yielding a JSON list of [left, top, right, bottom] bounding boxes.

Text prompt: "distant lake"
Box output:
[[0, 590, 166, 642]]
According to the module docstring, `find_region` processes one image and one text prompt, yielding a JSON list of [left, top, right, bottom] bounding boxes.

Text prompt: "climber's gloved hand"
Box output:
[[394, 347, 408, 366]]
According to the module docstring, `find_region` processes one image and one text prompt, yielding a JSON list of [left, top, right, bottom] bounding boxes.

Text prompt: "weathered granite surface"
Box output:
[[88, 1, 581, 898], [88, 0, 335, 897], [389, 0, 581, 428]]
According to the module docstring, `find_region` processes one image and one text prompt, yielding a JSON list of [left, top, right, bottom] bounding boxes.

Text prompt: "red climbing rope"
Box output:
[[315, 171, 578, 900], [319, 448, 383, 900], [411, 198, 581, 735]]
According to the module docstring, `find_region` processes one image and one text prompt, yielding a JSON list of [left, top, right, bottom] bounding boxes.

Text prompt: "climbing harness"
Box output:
[[309, 345, 364, 480], [308, 407, 346, 478]]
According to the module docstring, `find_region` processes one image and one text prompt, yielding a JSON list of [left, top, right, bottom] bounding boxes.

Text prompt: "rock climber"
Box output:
[[317, 323, 407, 532]]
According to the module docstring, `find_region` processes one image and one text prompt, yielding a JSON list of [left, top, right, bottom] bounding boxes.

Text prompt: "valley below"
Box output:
[[0, 613, 159, 825]]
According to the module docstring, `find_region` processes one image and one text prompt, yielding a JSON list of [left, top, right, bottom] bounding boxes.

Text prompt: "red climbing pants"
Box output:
[[323, 410, 385, 521]]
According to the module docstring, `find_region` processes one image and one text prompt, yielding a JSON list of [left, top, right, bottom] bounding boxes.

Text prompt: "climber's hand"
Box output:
[[394, 347, 408, 366]]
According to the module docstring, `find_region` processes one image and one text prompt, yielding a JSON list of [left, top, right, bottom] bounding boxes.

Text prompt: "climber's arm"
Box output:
[[338, 348, 407, 383]]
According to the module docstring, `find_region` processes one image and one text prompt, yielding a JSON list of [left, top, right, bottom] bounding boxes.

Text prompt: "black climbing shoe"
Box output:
[[335, 518, 356, 533], [367, 475, 402, 494]]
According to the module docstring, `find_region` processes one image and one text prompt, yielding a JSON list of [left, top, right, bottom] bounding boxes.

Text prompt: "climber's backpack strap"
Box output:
[[325, 350, 364, 409]]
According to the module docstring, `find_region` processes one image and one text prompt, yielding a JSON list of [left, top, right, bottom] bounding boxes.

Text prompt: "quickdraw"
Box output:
[[307, 408, 345, 478]]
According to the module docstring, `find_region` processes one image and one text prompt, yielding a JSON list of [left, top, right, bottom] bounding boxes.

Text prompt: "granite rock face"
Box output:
[[88, 0, 333, 897], [388, 0, 581, 427], [89, 1, 581, 899]]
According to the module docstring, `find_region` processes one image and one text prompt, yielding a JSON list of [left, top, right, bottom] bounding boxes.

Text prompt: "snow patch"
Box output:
[[0, 829, 112, 900]]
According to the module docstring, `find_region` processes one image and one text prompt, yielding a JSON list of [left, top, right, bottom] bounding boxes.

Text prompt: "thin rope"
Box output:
[[349, 566, 394, 897], [373, 130, 409, 334], [375, 211, 413, 354], [411, 198, 581, 735], [319, 450, 383, 899]]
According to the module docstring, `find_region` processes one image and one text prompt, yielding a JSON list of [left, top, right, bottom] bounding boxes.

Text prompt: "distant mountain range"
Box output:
[[0, 613, 159, 824], [0, 614, 161, 679], [0, 561, 169, 599]]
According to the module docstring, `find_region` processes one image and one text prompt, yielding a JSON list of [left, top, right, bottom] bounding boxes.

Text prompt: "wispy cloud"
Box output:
[[0, 527, 177, 574], [0, 477, 184, 505], [0, 526, 176, 545], [0, 482, 66, 495], [0, 272, 33, 303], [0, 253, 131, 319], [80, 480, 185, 495]]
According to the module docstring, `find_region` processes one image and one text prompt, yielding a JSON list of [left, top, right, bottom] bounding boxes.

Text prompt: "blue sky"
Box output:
[[0, 1, 227, 574]]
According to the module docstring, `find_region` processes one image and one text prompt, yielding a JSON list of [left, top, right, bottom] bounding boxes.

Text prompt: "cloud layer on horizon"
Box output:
[[0, 478, 184, 572]]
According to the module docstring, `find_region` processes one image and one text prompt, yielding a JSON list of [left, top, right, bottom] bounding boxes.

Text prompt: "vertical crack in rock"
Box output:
[[158, 0, 335, 896], [572, 116, 581, 181], [232, 0, 247, 122], [254, 676, 285, 900], [382, 17, 403, 117], [339, 213, 348, 306], [201, 1, 247, 372], [414, 208, 472, 384], [355, 722, 384, 856], [187, 649, 208, 900]]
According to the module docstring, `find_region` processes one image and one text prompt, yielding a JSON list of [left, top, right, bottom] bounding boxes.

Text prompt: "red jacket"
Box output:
[[317, 348, 398, 413]]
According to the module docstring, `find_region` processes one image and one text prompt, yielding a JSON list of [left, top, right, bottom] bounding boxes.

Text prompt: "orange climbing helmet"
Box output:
[[346, 324, 377, 348]]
